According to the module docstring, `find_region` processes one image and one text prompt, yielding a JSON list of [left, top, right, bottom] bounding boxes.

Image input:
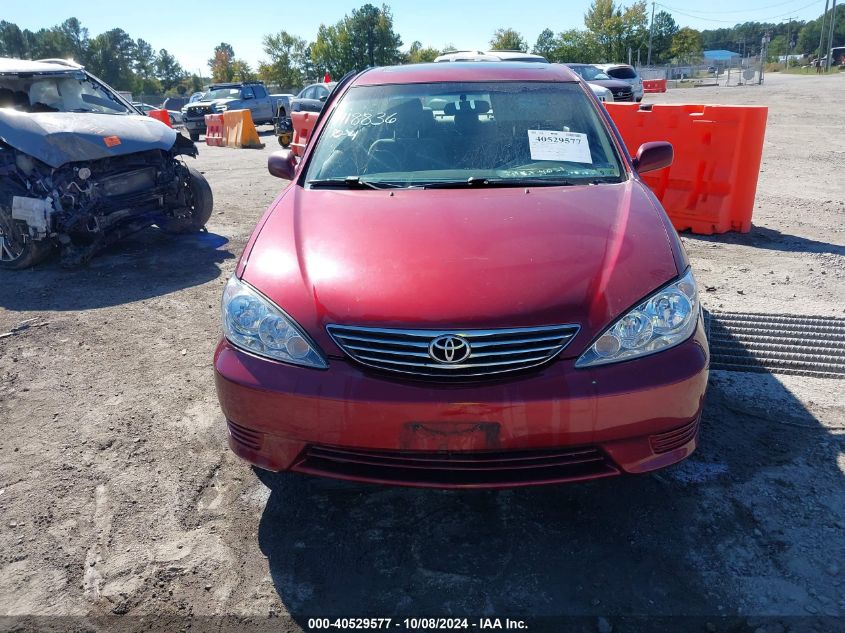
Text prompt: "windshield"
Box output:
[[607, 67, 638, 79], [0, 70, 132, 114], [304, 81, 624, 187], [570, 66, 611, 81], [204, 88, 241, 100]]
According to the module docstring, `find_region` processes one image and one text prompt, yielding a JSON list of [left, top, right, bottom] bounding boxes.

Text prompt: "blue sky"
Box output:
[[4, 0, 828, 72]]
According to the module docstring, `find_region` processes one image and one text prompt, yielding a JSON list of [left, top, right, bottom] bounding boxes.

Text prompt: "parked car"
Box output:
[[182, 81, 275, 141], [215, 62, 708, 488], [434, 50, 549, 63], [566, 64, 635, 101], [0, 57, 212, 268], [274, 82, 337, 147], [432, 51, 614, 103], [595, 63, 644, 101], [131, 102, 185, 127], [162, 96, 189, 111]]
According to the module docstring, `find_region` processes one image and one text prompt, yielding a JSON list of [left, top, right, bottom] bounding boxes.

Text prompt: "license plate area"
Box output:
[[399, 421, 501, 451]]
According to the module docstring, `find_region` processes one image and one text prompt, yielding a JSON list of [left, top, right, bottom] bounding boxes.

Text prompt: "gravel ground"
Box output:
[[0, 72, 843, 633]]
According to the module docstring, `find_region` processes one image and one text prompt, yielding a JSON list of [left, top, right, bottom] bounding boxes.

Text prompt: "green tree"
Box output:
[[311, 24, 352, 79], [670, 26, 703, 64], [86, 28, 137, 90], [259, 31, 308, 89], [767, 34, 787, 62], [533, 28, 556, 59], [311, 4, 403, 77], [0, 21, 30, 57], [650, 10, 678, 64], [209, 42, 235, 82], [156, 48, 184, 90], [231, 59, 255, 82], [134, 38, 156, 79], [550, 29, 602, 62], [407, 41, 440, 63], [620, 1, 648, 62], [346, 3, 403, 67], [584, 0, 647, 62], [489, 28, 527, 52], [585, 0, 621, 61], [58, 18, 88, 62], [796, 4, 844, 56]]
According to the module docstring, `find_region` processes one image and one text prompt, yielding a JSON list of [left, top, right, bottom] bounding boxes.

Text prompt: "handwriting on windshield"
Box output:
[[331, 111, 398, 138]]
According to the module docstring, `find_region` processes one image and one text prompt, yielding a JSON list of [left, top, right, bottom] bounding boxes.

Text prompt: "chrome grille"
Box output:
[[326, 324, 580, 379]]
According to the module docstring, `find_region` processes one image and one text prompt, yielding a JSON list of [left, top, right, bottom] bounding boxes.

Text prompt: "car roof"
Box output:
[[354, 62, 579, 86], [208, 81, 264, 88], [0, 57, 82, 74], [596, 63, 636, 70], [433, 50, 549, 63]]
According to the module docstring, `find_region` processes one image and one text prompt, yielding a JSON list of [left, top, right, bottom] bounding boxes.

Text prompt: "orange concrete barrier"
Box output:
[[642, 79, 667, 93], [204, 114, 224, 146], [148, 109, 172, 127], [606, 103, 768, 234], [290, 111, 318, 157], [222, 109, 264, 149]]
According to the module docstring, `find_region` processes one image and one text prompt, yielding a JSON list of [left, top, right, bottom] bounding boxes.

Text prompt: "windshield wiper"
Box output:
[[307, 177, 396, 190], [421, 176, 578, 189]]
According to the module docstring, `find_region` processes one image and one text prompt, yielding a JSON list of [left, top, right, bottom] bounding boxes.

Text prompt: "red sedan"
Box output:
[[214, 62, 708, 488]]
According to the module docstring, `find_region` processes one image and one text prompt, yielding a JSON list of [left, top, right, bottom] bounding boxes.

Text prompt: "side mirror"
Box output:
[[268, 149, 298, 180], [633, 141, 673, 174], [318, 94, 327, 102], [242, 92, 254, 100]]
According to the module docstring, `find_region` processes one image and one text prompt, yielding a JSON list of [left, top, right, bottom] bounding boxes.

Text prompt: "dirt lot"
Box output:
[[1, 72, 843, 632]]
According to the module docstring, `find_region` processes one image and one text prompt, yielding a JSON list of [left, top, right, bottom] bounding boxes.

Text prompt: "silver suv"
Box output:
[[595, 64, 644, 102]]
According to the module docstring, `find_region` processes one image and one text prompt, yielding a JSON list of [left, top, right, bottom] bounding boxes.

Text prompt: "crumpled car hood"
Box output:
[[0, 110, 180, 168]]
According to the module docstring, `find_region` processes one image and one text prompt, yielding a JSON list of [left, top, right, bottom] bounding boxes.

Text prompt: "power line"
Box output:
[[657, 0, 805, 15], [657, 0, 823, 24]]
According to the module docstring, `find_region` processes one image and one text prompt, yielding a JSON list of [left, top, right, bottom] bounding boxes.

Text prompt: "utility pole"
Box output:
[[759, 32, 770, 84], [785, 17, 792, 68], [647, 1, 655, 66], [826, 0, 838, 71], [818, 0, 830, 65]]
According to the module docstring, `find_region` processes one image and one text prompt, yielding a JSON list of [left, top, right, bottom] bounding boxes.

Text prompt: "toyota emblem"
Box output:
[[428, 335, 471, 364]]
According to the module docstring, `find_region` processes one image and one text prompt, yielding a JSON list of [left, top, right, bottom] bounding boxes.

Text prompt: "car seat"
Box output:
[[366, 99, 447, 174]]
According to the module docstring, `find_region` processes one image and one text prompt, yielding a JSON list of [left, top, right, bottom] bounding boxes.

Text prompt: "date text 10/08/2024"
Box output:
[[307, 618, 529, 630]]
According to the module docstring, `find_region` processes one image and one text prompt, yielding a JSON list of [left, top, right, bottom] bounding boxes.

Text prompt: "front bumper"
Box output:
[[214, 318, 709, 488], [185, 119, 207, 132]]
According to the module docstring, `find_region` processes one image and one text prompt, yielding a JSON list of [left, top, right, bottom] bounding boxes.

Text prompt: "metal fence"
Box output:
[[636, 62, 764, 86]]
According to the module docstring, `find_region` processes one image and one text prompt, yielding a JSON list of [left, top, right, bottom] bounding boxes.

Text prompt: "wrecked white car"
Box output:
[[0, 58, 212, 269]]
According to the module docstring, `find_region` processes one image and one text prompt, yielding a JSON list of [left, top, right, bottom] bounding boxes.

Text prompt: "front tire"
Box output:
[[161, 167, 214, 234], [0, 209, 53, 270]]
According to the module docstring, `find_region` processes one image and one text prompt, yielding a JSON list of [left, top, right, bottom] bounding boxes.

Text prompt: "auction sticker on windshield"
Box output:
[[528, 130, 592, 163]]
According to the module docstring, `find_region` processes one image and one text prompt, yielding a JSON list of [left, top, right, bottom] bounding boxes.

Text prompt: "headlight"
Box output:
[[221, 277, 327, 369], [575, 268, 699, 368], [213, 103, 228, 112]]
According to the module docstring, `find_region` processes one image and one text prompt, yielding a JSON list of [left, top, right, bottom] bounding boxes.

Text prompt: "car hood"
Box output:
[[0, 109, 179, 168], [188, 98, 236, 108], [242, 180, 679, 357], [588, 78, 632, 90]]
